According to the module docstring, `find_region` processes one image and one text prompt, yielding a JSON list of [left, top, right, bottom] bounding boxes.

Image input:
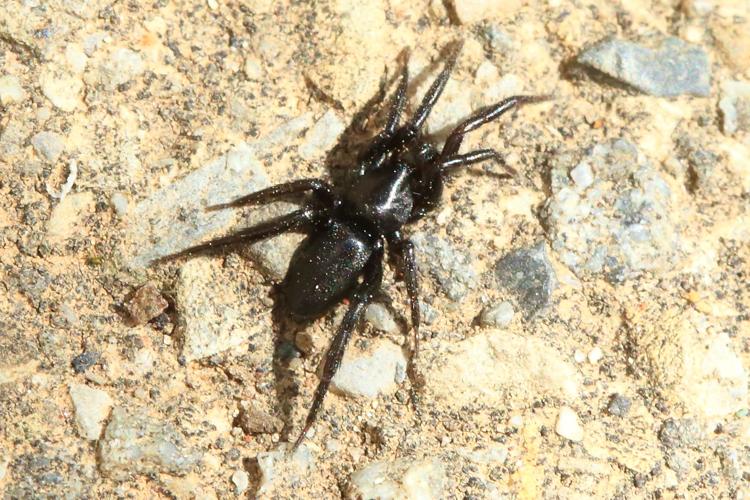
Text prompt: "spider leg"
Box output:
[[207, 179, 335, 211], [151, 208, 319, 264], [389, 232, 421, 356], [384, 56, 410, 135], [440, 95, 548, 159], [439, 149, 517, 177], [292, 240, 384, 450], [410, 41, 463, 130]]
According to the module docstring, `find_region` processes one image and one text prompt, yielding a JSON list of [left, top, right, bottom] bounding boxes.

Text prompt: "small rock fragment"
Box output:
[[348, 458, 445, 500], [411, 232, 478, 301], [110, 193, 129, 217], [556, 406, 584, 442], [237, 402, 284, 435], [719, 80, 750, 135], [494, 242, 557, 318], [231, 469, 249, 494], [30, 131, 65, 163], [0, 75, 26, 105], [606, 394, 632, 417], [331, 339, 407, 399], [587, 346, 603, 363], [122, 282, 168, 326], [40, 69, 83, 112], [365, 303, 398, 333], [299, 110, 345, 160], [95, 48, 145, 90], [71, 351, 100, 373], [578, 37, 710, 97], [256, 444, 313, 496], [99, 407, 201, 480], [69, 383, 113, 440], [479, 301, 514, 327], [658, 417, 703, 449]]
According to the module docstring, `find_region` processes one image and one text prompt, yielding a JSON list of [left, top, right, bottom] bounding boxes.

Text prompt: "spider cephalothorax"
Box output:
[[156, 42, 546, 449]]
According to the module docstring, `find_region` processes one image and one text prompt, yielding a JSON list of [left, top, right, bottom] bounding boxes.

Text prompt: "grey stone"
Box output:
[[578, 37, 710, 97], [299, 109, 345, 160], [110, 193, 129, 217], [72, 351, 100, 373], [365, 303, 398, 333], [98, 407, 201, 480], [542, 139, 680, 283], [256, 444, 313, 496], [479, 301, 514, 327], [411, 232, 478, 301], [348, 458, 445, 500], [658, 418, 703, 449], [606, 393, 632, 417], [30, 131, 65, 163], [331, 339, 407, 399], [494, 242, 556, 318], [69, 383, 113, 440], [126, 114, 313, 269], [719, 80, 750, 135]]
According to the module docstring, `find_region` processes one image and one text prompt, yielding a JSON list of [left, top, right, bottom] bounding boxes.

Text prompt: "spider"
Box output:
[[156, 42, 546, 450]]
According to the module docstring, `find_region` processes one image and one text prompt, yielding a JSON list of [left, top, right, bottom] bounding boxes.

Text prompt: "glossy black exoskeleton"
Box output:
[[156, 43, 546, 449]]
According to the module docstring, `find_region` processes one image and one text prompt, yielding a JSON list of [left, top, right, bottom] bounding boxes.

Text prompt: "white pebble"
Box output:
[[0, 75, 26, 105], [509, 415, 523, 428], [231, 469, 249, 494], [556, 406, 584, 442], [573, 350, 586, 363], [570, 161, 594, 189], [69, 383, 113, 440], [587, 346, 603, 363]]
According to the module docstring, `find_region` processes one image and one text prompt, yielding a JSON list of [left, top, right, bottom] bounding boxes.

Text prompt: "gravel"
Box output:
[[556, 406, 584, 442], [98, 407, 202, 480], [578, 37, 711, 97], [69, 383, 113, 440], [606, 393, 632, 417], [542, 139, 680, 283], [30, 131, 64, 163], [719, 80, 750, 135], [237, 402, 284, 435], [331, 339, 407, 399], [479, 301, 515, 327], [411, 232, 478, 301], [122, 282, 168, 326], [494, 242, 557, 319], [348, 458, 445, 499]]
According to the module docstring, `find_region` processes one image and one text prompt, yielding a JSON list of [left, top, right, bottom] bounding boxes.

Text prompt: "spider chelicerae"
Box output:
[[156, 42, 546, 449]]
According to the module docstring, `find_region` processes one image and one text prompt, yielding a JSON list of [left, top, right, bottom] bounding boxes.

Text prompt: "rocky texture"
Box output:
[[255, 445, 314, 496], [719, 80, 750, 135], [364, 303, 399, 333], [411, 232, 478, 301], [556, 406, 584, 442], [426, 330, 579, 409], [578, 37, 711, 96], [299, 110, 346, 160], [98, 407, 202, 480], [331, 339, 407, 399], [542, 139, 680, 283], [122, 282, 168, 326], [30, 131, 64, 163], [348, 458, 445, 499], [69, 384, 113, 440], [237, 402, 284, 435], [479, 301, 515, 328], [494, 242, 557, 318]]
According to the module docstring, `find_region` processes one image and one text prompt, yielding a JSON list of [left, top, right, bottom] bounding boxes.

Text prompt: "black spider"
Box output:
[[156, 43, 546, 449]]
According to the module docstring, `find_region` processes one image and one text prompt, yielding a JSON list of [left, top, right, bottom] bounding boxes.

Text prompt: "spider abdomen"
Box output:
[[280, 220, 375, 320]]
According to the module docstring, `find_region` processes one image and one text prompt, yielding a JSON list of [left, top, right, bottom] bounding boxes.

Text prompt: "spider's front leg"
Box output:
[[292, 240, 384, 450], [389, 231, 421, 356]]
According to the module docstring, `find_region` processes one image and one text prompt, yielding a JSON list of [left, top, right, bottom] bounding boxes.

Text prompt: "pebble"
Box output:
[[39, 68, 83, 112], [0, 75, 26, 105], [587, 347, 603, 363], [110, 193, 129, 217], [556, 406, 584, 442], [99, 407, 201, 480], [606, 394, 632, 417], [237, 402, 284, 435], [578, 37, 710, 97], [427, 330, 579, 409], [364, 303, 398, 333], [256, 444, 313, 496], [451, 0, 523, 24], [494, 242, 557, 319], [348, 458, 445, 500], [719, 80, 750, 135], [231, 470, 249, 494], [542, 139, 679, 283], [71, 351, 100, 373], [122, 282, 168, 326], [68, 383, 113, 440], [30, 131, 65, 163], [658, 417, 702, 449], [299, 110, 345, 160], [411, 232, 478, 301], [331, 339, 407, 399], [95, 48, 145, 90], [479, 301, 514, 328]]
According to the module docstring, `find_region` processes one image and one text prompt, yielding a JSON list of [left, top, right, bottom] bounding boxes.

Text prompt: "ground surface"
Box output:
[[2, 0, 750, 498]]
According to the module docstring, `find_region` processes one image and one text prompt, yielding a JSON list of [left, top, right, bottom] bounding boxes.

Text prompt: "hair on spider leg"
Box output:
[[153, 41, 549, 452]]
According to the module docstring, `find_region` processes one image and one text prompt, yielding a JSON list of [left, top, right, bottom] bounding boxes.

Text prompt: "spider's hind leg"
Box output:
[[207, 179, 335, 211], [292, 240, 384, 450]]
